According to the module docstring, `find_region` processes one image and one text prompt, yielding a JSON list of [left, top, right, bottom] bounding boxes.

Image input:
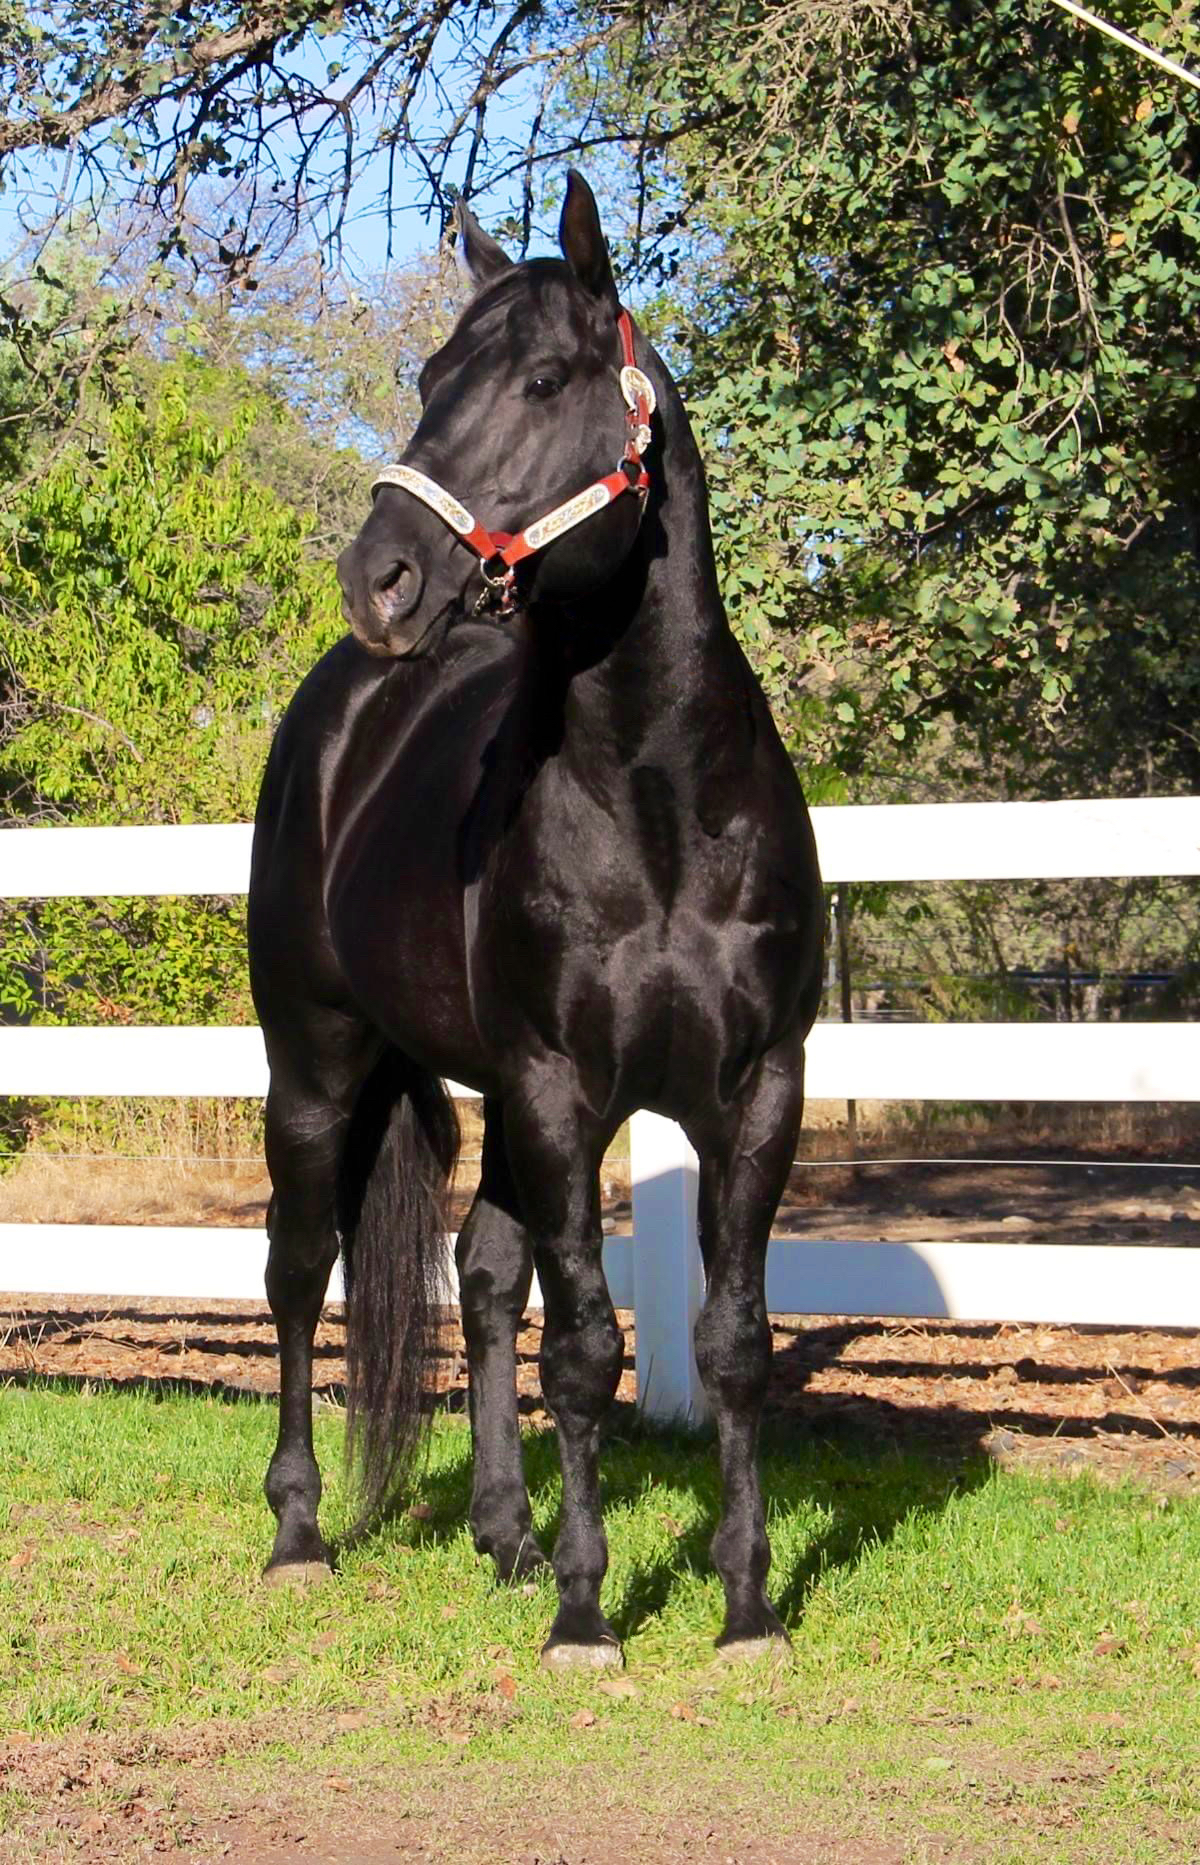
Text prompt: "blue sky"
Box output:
[[0, 29, 547, 279]]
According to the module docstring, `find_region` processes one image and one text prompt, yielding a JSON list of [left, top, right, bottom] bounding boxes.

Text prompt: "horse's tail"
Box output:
[[337, 1050, 460, 1524]]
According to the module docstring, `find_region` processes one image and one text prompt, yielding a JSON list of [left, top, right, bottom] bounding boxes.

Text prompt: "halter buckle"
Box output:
[[473, 556, 517, 619], [620, 365, 656, 418]]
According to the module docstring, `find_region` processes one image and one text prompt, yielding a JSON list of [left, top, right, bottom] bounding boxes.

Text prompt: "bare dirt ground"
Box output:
[[3, 1118, 1200, 1492], [0, 1713, 911, 1865], [3, 1296, 1199, 1495]]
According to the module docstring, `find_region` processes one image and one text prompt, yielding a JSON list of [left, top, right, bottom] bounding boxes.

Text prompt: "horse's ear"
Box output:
[[454, 196, 514, 288], [559, 170, 617, 304]]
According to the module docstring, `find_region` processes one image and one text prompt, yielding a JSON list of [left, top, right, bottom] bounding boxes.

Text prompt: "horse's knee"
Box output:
[[542, 1309, 624, 1418]]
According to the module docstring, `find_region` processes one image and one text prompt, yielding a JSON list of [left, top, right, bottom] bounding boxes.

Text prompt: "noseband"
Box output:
[[370, 308, 655, 618]]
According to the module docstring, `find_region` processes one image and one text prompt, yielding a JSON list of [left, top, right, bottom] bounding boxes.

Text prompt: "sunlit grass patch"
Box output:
[[2, 1383, 1198, 1858]]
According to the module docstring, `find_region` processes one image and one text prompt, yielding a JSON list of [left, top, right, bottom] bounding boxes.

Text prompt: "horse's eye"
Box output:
[[525, 375, 562, 401]]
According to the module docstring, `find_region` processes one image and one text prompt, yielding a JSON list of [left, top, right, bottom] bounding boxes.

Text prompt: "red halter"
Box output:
[[370, 308, 654, 616]]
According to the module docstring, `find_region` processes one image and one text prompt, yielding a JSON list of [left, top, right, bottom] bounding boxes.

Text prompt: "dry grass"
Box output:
[[0, 1099, 270, 1228], [11, 1096, 265, 1161], [800, 1099, 1200, 1161], [0, 1154, 270, 1227], [1, 1095, 1196, 1230], [0, 1099, 630, 1227]]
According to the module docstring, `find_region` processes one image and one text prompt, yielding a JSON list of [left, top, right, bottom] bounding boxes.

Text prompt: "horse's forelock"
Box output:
[[419, 260, 607, 405]]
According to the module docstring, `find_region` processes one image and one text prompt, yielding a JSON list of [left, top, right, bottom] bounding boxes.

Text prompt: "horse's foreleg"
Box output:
[[456, 1100, 546, 1582], [261, 1012, 375, 1583], [693, 1030, 806, 1655], [504, 1079, 624, 1669]]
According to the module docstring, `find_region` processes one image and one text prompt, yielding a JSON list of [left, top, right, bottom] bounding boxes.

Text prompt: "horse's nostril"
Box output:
[[369, 557, 423, 623]]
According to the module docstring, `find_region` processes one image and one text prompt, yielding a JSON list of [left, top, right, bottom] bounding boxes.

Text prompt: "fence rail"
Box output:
[[3, 796, 1199, 896], [1, 797, 1197, 1422], [0, 1019, 1195, 1102]]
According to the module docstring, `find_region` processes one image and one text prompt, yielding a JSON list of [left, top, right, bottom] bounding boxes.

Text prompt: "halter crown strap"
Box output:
[[370, 305, 655, 612], [616, 307, 655, 460]]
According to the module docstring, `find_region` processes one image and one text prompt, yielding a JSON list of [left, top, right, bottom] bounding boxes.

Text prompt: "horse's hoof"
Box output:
[[540, 1638, 624, 1672], [264, 1560, 332, 1589], [715, 1634, 792, 1666]]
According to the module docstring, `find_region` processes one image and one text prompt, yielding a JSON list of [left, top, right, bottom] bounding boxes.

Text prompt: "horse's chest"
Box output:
[[479, 804, 800, 1086], [492, 788, 757, 962]]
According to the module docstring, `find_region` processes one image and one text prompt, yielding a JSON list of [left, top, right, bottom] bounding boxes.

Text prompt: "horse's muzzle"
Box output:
[[336, 539, 428, 657]]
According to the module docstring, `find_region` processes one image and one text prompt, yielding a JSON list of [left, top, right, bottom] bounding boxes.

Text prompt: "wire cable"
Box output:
[[792, 1155, 1200, 1171], [1049, 0, 1200, 90]]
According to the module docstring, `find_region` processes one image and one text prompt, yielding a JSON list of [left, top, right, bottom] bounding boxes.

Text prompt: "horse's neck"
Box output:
[[555, 395, 747, 787]]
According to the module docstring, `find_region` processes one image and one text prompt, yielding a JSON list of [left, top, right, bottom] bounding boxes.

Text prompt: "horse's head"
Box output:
[[336, 172, 655, 656]]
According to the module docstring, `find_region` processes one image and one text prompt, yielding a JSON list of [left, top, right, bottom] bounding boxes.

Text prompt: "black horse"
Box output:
[[248, 173, 824, 1669]]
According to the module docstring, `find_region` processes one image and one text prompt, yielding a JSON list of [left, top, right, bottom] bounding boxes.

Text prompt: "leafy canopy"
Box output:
[[0, 362, 344, 1022], [600, 0, 1200, 791]]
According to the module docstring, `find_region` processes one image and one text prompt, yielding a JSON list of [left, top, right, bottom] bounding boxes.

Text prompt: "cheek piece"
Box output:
[[369, 308, 655, 619]]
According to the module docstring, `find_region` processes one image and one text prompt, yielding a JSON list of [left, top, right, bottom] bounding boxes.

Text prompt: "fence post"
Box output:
[[833, 885, 858, 1158], [629, 1110, 709, 1426]]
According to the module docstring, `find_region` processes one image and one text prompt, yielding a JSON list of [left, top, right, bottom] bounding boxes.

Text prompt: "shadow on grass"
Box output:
[[603, 1410, 993, 1643], [336, 1385, 996, 1648], [332, 1417, 563, 1570], [13, 1317, 1194, 1649], [0, 1366, 279, 1404]]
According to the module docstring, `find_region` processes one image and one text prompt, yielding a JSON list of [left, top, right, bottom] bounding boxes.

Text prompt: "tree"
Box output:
[[0, 198, 470, 1031], [4, 0, 1198, 1033], [532, 0, 1200, 1018], [579, 0, 1200, 794], [0, 0, 632, 259], [0, 361, 343, 1023], [90, 206, 465, 558]]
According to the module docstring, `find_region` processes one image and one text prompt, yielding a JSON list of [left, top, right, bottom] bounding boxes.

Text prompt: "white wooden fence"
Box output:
[[1, 797, 1198, 1422]]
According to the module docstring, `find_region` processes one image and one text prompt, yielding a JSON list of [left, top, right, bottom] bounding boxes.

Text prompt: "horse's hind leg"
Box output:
[[260, 1009, 377, 1583], [456, 1100, 546, 1582], [693, 1029, 806, 1656]]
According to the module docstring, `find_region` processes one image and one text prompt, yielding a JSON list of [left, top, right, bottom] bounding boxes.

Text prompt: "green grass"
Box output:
[[3, 1383, 1199, 1859]]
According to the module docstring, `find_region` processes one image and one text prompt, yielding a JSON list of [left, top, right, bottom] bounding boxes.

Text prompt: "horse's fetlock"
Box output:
[[471, 1489, 532, 1545], [553, 1535, 609, 1595], [265, 1449, 320, 1515]]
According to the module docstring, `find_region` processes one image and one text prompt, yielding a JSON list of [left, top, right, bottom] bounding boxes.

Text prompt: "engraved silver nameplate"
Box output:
[[371, 464, 477, 537], [522, 482, 614, 551], [620, 365, 656, 416]]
